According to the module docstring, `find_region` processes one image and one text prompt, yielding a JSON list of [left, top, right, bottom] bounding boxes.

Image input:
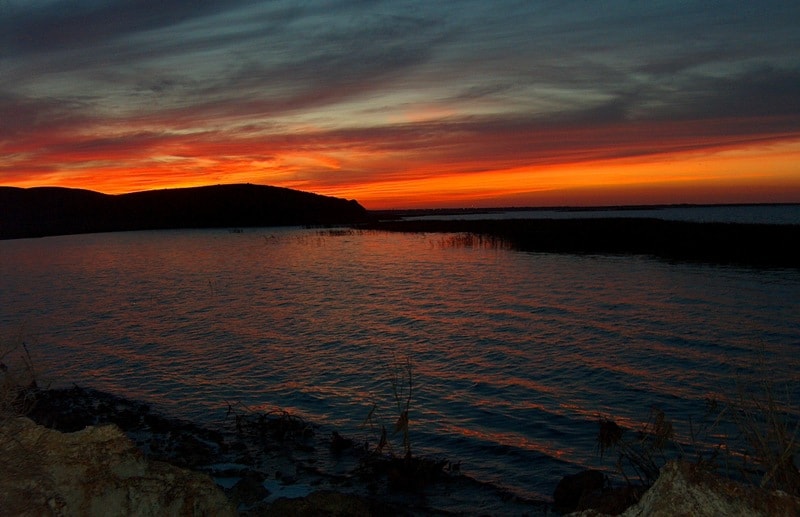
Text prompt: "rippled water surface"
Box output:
[[2, 227, 799, 500]]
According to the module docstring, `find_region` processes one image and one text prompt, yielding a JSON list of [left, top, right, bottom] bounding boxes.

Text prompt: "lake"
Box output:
[[1, 221, 799, 505]]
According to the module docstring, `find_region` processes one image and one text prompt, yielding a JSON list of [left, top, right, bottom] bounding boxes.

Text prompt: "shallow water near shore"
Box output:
[[2, 225, 799, 505]]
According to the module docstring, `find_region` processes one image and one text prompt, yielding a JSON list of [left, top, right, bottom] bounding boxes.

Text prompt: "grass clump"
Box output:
[[593, 357, 800, 511], [725, 374, 800, 496], [1, 340, 39, 422], [596, 407, 674, 487], [225, 401, 315, 443], [357, 354, 451, 492], [360, 354, 414, 460]]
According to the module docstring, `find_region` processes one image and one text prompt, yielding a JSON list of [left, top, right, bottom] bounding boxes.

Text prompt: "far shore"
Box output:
[[356, 217, 800, 268]]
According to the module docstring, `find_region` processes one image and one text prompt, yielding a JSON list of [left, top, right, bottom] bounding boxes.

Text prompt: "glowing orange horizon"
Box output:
[[2, 118, 799, 210], [3, 2, 800, 212], [327, 138, 800, 209]]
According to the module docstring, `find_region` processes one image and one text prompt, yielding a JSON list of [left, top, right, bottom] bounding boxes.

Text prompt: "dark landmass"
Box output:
[[369, 202, 799, 220], [0, 184, 369, 240], [359, 218, 800, 268], [3, 183, 796, 268]]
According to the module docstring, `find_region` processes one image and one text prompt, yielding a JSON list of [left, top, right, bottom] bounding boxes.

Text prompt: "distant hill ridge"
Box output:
[[0, 184, 369, 240]]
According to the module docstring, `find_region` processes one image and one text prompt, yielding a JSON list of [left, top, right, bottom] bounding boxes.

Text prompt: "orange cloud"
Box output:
[[2, 107, 798, 208], [315, 138, 800, 208]]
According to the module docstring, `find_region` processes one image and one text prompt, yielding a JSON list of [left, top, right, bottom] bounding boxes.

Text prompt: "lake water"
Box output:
[[1, 223, 799, 504]]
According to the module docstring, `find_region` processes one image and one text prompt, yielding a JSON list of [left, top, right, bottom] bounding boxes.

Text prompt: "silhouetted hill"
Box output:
[[0, 184, 369, 239]]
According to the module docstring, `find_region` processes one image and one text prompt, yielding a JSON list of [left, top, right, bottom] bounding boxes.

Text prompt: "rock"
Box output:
[[249, 490, 383, 516], [228, 471, 270, 506], [553, 469, 606, 513], [330, 430, 355, 453], [620, 461, 800, 517], [0, 417, 235, 516], [567, 461, 800, 517], [167, 431, 218, 469], [26, 387, 228, 471]]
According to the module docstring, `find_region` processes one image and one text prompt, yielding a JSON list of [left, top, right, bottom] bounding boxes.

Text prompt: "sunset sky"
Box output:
[[2, 1, 799, 209]]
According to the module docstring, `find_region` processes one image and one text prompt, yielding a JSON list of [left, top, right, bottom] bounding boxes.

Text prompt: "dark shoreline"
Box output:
[[357, 218, 800, 269], [368, 201, 800, 220], [2, 184, 796, 269], [21, 385, 551, 516]]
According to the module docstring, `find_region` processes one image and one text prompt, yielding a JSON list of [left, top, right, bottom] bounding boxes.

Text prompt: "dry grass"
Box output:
[[0, 339, 39, 423], [597, 408, 674, 486], [224, 401, 315, 442], [725, 374, 800, 496], [356, 354, 453, 492], [0, 338, 52, 515], [596, 354, 800, 500], [360, 354, 415, 458], [389, 354, 413, 458]]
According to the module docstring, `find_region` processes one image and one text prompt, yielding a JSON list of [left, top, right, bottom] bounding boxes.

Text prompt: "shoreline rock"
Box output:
[[0, 416, 235, 516], [566, 461, 800, 517], [10, 386, 798, 516], [10, 386, 551, 515]]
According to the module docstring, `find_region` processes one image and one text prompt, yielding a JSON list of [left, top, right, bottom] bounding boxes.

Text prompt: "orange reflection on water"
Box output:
[[440, 422, 576, 460]]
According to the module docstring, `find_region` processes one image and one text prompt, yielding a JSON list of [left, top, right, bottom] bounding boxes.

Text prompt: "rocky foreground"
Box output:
[[1, 416, 235, 516], [1, 387, 547, 515], [2, 386, 798, 516]]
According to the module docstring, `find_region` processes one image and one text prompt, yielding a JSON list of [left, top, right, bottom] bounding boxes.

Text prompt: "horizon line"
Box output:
[[4, 182, 800, 213]]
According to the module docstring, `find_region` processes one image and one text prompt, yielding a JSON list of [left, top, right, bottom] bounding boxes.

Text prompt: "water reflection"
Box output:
[[1, 228, 798, 500]]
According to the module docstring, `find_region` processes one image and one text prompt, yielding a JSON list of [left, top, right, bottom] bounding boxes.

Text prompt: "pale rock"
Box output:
[[568, 461, 800, 517], [0, 417, 235, 516]]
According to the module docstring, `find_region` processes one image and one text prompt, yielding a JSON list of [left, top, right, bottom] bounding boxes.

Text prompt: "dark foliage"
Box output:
[[596, 409, 674, 487], [360, 217, 800, 268], [225, 402, 315, 444], [357, 453, 451, 493]]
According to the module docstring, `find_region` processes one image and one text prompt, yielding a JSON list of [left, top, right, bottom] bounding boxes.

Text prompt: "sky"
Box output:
[[1, 1, 799, 209]]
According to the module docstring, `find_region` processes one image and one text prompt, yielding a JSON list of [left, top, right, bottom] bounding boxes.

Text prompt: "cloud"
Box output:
[[1, 1, 798, 204], [2, 1, 450, 125], [0, 93, 95, 144], [533, 65, 800, 128], [671, 66, 800, 120], [0, 0, 255, 56]]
